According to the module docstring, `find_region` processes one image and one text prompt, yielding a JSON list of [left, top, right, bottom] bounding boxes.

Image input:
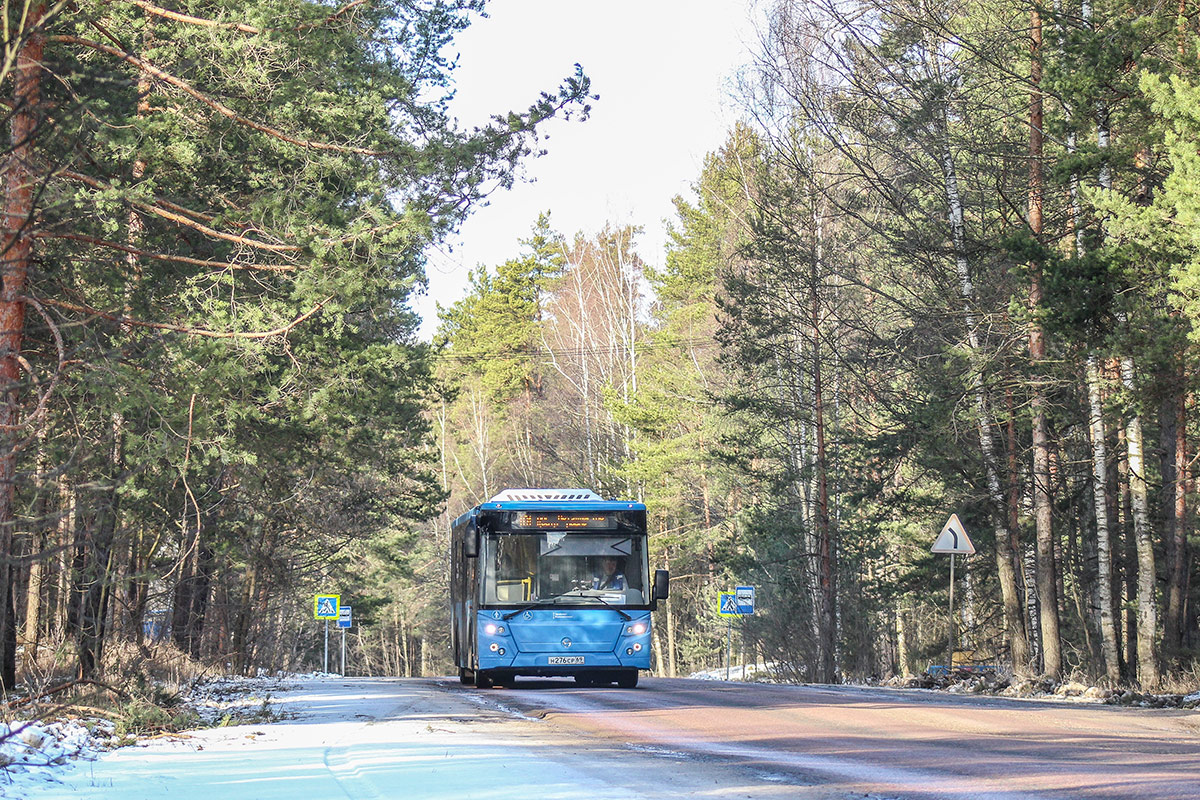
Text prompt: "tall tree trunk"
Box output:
[[0, 1, 46, 691], [1117, 422, 1136, 678], [1006, 389, 1029, 606], [69, 483, 119, 679], [896, 602, 912, 677], [125, 526, 151, 649], [1086, 356, 1121, 683], [1118, 354, 1160, 687], [22, 528, 42, 655], [21, 433, 51, 660], [171, 512, 197, 654], [231, 566, 257, 674], [1027, 3, 1062, 679], [1163, 381, 1188, 656], [53, 479, 75, 637], [811, 194, 836, 685]]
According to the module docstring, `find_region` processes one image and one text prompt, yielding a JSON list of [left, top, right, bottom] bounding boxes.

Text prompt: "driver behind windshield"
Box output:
[[592, 556, 626, 590]]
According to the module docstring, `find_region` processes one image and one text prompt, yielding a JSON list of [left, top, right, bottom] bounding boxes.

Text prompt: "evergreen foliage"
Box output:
[[1, 0, 590, 685], [435, 0, 1200, 688], [6, 0, 1200, 690]]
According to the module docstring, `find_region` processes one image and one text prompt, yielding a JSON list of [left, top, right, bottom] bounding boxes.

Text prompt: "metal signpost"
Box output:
[[337, 605, 352, 676], [717, 586, 755, 680], [314, 594, 340, 673], [931, 514, 975, 675]]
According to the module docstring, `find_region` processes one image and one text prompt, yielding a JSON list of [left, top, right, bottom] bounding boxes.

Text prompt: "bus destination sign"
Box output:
[[512, 512, 617, 530]]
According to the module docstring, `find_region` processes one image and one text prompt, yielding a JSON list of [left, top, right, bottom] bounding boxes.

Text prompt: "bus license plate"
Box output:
[[548, 656, 584, 665]]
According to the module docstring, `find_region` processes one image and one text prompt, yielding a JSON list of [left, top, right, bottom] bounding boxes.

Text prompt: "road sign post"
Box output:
[[338, 606, 352, 676], [718, 587, 755, 680], [314, 594, 340, 674], [931, 515, 975, 675]]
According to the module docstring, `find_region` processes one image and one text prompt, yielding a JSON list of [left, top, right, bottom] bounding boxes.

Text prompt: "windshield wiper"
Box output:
[[561, 590, 632, 621], [501, 592, 633, 621], [501, 598, 559, 620]]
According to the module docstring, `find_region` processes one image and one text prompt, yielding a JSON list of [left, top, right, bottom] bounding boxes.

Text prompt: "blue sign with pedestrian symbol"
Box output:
[[718, 586, 755, 616], [314, 594, 340, 620]]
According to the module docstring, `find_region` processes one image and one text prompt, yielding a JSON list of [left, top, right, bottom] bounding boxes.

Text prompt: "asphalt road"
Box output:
[[28, 676, 1200, 800], [472, 676, 1200, 800]]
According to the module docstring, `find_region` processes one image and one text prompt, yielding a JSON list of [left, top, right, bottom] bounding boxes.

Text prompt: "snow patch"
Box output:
[[0, 718, 108, 797], [0, 671, 314, 799]]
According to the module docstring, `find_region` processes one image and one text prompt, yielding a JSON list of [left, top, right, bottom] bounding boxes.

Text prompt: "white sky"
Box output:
[[416, 0, 757, 339]]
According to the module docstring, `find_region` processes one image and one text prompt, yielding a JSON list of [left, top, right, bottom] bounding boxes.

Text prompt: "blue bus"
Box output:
[[450, 489, 670, 688]]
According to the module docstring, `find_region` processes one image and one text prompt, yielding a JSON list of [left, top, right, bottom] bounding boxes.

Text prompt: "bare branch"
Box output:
[[57, 170, 302, 253], [36, 294, 334, 340], [127, 0, 265, 34], [127, 0, 369, 35], [54, 34, 394, 158], [36, 232, 298, 272]]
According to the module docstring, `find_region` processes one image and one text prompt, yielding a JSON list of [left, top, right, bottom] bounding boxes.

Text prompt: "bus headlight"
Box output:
[[633, 643, 642, 651], [489, 643, 499, 651], [626, 623, 647, 635], [485, 623, 498, 635]]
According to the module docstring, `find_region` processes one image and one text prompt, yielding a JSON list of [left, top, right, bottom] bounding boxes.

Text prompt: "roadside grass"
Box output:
[[5, 636, 287, 750]]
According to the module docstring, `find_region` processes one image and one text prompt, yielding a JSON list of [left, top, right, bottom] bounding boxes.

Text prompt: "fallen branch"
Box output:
[[5, 677, 132, 710]]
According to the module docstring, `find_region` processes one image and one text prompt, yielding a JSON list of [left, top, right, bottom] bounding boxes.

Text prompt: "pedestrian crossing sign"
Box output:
[[718, 592, 740, 616], [719, 586, 755, 616], [314, 594, 340, 620]]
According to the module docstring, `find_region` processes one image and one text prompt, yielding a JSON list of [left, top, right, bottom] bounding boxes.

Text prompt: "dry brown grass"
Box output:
[[7, 636, 220, 741], [1156, 661, 1200, 696], [0, 642, 223, 751], [17, 635, 218, 694]]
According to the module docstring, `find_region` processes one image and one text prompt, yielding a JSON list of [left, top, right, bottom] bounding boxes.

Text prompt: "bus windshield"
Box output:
[[482, 531, 649, 606]]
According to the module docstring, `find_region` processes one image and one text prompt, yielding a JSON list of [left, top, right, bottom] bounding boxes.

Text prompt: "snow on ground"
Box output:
[[3, 675, 812, 800], [5, 669, 1198, 799], [0, 718, 105, 796], [689, 661, 782, 682], [0, 672, 311, 799]]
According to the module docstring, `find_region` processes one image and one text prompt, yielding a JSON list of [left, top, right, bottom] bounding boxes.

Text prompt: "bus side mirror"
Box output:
[[652, 569, 670, 604], [464, 526, 479, 558]]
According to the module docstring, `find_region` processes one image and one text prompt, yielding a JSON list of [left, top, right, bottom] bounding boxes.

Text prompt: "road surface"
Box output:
[[22, 675, 1200, 800], [496, 676, 1200, 799]]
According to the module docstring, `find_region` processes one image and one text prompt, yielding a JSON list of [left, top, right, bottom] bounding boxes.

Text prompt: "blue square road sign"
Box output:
[[314, 594, 340, 620]]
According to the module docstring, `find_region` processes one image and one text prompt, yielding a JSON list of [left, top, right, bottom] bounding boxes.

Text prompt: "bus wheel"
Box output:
[[616, 669, 638, 689], [476, 671, 495, 689], [458, 667, 474, 685]]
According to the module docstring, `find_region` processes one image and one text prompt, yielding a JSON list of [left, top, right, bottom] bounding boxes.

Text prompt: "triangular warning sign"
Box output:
[[931, 513, 975, 554]]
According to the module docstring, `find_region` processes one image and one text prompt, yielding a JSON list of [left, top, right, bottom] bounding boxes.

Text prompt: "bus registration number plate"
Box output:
[[548, 656, 584, 665]]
